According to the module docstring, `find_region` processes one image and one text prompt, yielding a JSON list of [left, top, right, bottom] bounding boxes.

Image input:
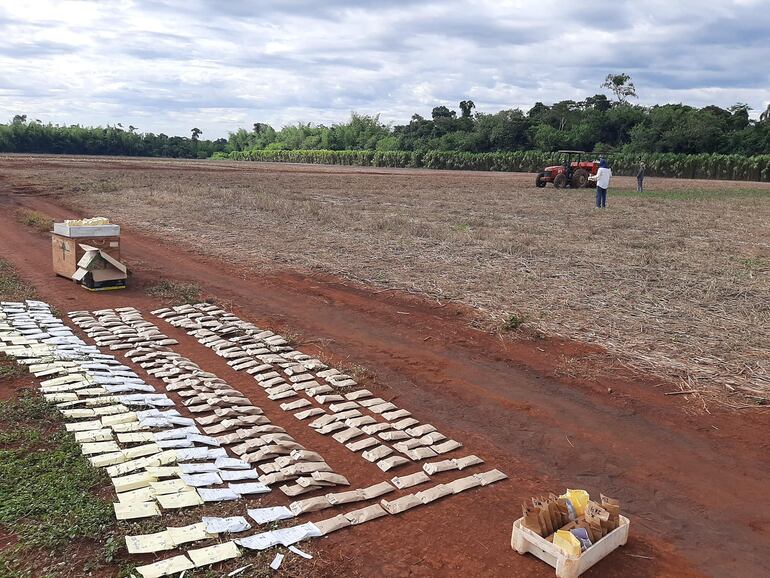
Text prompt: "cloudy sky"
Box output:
[[1, 0, 768, 138]]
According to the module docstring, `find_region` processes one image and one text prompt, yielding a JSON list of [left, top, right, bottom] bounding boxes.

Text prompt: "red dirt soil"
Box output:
[[1, 180, 768, 578]]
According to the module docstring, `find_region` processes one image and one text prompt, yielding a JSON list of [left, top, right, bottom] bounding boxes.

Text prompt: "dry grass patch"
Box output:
[[0, 356, 24, 381], [0, 259, 37, 302], [146, 279, 203, 305], [4, 156, 770, 404], [15, 208, 53, 233]]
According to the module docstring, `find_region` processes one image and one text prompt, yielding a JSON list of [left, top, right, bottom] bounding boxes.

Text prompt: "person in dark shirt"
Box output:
[[637, 161, 646, 193]]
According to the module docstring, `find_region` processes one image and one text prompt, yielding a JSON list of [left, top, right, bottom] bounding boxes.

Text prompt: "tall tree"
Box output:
[[602, 73, 637, 104], [459, 100, 476, 118], [584, 94, 611, 112], [760, 104, 770, 123], [431, 106, 456, 120], [727, 104, 751, 131], [191, 127, 202, 140]]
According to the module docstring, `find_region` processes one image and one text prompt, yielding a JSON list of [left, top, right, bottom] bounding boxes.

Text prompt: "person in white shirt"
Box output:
[[589, 158, 612, 208]]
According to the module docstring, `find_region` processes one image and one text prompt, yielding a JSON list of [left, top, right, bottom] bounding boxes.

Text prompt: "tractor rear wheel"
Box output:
[[571, 168, 589, 188], [535, 172, 547, 188], [553, 173, 567, 189]]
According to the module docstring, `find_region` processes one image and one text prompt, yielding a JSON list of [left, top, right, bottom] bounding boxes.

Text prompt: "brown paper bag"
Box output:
[[344, 504, 387, 525], [533, 497, 554, 535], [289, 496, 333, 515], [445, 475, 481, 494], [326, 489, 365, 505], [522, 502, 544, 537], [381, 494, 422, 514], [544, 496, 562, 530], [415, 484, 453, 504], [600, 494, 621, 530], [553, 496, 571, 527], [313, 514, 351, 535], [585, 501, 610, 538]]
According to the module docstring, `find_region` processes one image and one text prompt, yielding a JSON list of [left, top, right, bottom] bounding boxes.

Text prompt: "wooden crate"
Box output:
[[51, 233, 121, 279]]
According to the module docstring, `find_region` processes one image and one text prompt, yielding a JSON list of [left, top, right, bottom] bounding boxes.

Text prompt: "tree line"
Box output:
[[0, 116, 227, 158], [2, 73, 769, 159], [227, 75, 769, 157], [228, 100, 770, 157]]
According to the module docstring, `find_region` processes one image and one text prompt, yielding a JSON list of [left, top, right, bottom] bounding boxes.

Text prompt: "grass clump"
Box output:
[[146, 279, 202, 305], [0, 356, 24, 381], [0, 394, 114, 561], [15, 208, 54, 233], [0, 260, 37, 302], [738, 257, 769, 272], [340, 361, 375, 383], [502, 313, 524, 331], [613, 187, 770, 201]]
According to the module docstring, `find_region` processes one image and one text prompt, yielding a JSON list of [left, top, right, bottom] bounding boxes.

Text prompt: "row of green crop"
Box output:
[[212, 149, 770, 181]]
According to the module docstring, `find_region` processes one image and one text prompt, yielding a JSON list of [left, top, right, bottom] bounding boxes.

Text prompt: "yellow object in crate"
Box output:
[[560, 489, 590, 517], [553, 530, 582, 557]]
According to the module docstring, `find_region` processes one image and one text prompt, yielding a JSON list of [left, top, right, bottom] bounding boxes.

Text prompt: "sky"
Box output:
[[1, 0, 769, 139]]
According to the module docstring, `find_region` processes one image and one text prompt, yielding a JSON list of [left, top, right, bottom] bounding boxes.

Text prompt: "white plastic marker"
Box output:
[[270, 553, 284, 570], [289, 545, 313, 559], [228, 565, 252, 577]]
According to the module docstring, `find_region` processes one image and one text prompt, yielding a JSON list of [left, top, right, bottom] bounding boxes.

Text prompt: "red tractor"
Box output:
[[535, 150, 598, 189]]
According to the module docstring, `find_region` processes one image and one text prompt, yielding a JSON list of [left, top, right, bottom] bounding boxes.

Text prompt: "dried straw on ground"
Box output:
[[4, 157, 768, 406]]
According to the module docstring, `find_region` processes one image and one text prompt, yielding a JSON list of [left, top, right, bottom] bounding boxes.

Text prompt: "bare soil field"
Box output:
[[3, 155, 769, 403], [0, 155, 769, 578]]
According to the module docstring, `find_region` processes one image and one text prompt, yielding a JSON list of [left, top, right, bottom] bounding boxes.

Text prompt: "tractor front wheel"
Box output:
[[535, 172, 547, 188], [572, 168, 590, 188], [553, 173, 568, 189]]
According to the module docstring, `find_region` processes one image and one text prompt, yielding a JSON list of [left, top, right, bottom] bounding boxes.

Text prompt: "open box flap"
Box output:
[[91, 268, 127, 282], [76, 244, 127, 274], [76, 248, 101, 268], [98, 251, 127, 273], [72, 268, 89, 282]]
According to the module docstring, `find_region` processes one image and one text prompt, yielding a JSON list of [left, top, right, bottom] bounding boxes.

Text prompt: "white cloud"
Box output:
[[0, 0, 767, 137]]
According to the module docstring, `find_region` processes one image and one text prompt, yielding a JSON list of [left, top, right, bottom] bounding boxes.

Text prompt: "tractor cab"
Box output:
[[536, 150, 599, 189]]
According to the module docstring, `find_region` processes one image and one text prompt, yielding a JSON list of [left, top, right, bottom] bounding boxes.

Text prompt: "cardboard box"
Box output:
[[51, 233, 121, 279], [72, 244, 127, 291]]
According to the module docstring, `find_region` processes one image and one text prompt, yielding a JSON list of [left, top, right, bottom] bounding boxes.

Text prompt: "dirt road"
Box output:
[[1, 178, 768, 577]]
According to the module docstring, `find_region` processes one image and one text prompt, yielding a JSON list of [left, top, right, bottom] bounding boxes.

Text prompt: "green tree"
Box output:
[[528, 102, 550, 122], [760, 104, 770, 123], [191, 127, 202, 140], [329, 113, 389, 150], [584, 94, 612, 113], [475, 109, 530, 151], [431, 106, 456, 120], [601, 73, 637, 104], [459, 100, 476, 118], [532, 124, 567, 151], [728, 104, 751, 130]]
